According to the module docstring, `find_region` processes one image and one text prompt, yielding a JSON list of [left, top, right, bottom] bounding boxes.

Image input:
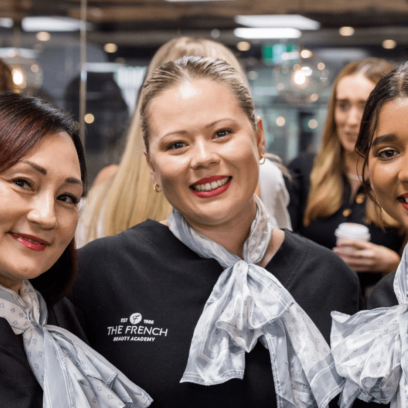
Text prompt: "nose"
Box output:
[[398, 155, 408, 184], [190, 138, 219, 169], [26, 192, 57, 230], [345, 106, 362, 128]]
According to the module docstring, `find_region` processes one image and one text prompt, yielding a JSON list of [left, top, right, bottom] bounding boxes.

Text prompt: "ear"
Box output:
[[255, 116, 266, 159], [144, 150, 158, 184]]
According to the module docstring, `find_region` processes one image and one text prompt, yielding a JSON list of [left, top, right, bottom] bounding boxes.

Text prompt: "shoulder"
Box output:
[[367, 272, 397, 309], [282, 231, 359, 288], [287, 153, 316, 175]]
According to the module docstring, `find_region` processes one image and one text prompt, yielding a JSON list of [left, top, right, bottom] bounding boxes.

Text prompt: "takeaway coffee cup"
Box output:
[[334, 222, 371, 243]]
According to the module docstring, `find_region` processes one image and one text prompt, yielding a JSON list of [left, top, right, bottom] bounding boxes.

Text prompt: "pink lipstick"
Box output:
[[10, 233, 49, 252]]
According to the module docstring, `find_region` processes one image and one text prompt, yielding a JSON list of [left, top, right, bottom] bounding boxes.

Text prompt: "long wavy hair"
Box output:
[[82, 37, 251, 243], [303, 58, 395, 226]]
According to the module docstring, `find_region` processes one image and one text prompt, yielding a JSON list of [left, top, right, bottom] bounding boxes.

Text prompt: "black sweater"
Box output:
[[73, 219, 362, 408], [286, 153, 404, 294], [0, 298, 88, 408]]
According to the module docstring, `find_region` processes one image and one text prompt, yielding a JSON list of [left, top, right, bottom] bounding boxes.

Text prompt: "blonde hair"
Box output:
[[83, 37, 249, 243], [304, 58, 395, 227]]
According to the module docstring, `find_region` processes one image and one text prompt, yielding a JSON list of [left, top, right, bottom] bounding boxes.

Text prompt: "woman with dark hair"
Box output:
[[0, 92, 152, 408], [73, 57, 362, 407], [331, 64, 408, 405], [287, 58, 404, 299]]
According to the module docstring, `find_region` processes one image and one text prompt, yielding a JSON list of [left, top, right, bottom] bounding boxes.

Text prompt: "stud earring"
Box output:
[[259, 154, 266, 165], [153, 183, 161, 193]]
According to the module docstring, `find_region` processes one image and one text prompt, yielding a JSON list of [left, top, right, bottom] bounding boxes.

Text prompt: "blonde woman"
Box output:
[[287, 58, 404, 297], [77, 37, 291, 247]]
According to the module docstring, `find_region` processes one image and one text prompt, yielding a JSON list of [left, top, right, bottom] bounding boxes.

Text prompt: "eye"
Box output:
[[57, 194, 79, 205], [377, 149, 398, 159], [13, 178, 33, 189], [337, 102, 349, 111], [215, 128, 232, 138], [168, 141, 186, 150]]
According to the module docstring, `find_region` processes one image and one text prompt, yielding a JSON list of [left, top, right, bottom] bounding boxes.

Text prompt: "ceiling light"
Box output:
[[36, 32, 51, 42], [308, 119, 318, 129], [84, 113, 95, 124], [31, 64, 39, 73], [23, 17, 86, 32], [276, 117, 285, 126], [237, 41, 251, 51], [12, 68, 24, 86], [382, 39, 396, 49], [235, 15, 320, 30], [310, 93, 319, 102], [104, 43, 118, 53], [339, 26, 354, 36], [300, 49, 312, 58], [294, 70, 306, 85], [0, 18, 13, 28], [234, 28, 301, 39], [317, 62, 325, 70]]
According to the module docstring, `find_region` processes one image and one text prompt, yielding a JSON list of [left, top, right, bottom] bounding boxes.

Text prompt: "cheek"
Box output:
[[56, 210, 78, 248], [334, 110, 346, 130]]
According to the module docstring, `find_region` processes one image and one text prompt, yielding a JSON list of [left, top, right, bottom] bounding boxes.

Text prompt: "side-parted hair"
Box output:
[[0, 92, 87, 304], [140, 56, 256, 153], [356, 63, 408, 208], [303, 58, 395, 226], [82, 37, 251, 244]]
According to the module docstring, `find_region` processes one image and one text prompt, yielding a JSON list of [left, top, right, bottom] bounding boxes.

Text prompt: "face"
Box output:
[[335, 74, 376, 154], [0, 132, 82, 291], [146, 79, 265, 229], [368, 98, 408, 229]]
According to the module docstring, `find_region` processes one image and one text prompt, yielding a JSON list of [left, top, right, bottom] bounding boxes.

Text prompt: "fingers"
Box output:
[[335, 239, 373, 250]]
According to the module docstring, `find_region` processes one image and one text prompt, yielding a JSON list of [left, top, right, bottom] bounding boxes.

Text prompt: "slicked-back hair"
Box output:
[[0, 92, 87, 304], [140, 56, 256, 153]]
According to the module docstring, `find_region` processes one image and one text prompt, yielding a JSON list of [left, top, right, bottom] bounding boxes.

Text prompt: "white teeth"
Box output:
[[192, 177, 230, 192], [405, 198, 408, 203]]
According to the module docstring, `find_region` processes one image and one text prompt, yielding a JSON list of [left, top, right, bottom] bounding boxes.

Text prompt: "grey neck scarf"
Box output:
[[168, 195, 344, 408], [0, 280, 152, 408], [331, 244, 408, 408]]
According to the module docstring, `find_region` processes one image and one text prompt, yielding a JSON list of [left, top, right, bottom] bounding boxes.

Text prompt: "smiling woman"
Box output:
[[73, 57, 363, 408], [330, 64, 408, 406], [0, 93, 152, 408]]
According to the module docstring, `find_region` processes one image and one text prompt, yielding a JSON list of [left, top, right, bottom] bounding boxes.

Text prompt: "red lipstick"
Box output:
[[10, 233, 49, 252], [190, 175, 232, 198]]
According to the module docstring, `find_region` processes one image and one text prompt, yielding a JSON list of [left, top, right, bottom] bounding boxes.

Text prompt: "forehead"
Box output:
[[376, 98, 408, 135], [147, 79, 247, 132], [22, 132, 81, 177], [336, 74, 375, 100]]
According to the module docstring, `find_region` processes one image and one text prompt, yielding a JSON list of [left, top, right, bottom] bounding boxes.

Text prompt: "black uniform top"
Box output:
[[73, 219, 362, 408], [286, 153, 404, 294], [0, 297, 88, 408], [367, 272, 398, 309]]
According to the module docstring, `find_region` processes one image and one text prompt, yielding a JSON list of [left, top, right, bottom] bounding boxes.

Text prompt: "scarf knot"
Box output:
[[331, 244, 408, 408], [169, 195, 343, 408], [0, 280, 152, 408]]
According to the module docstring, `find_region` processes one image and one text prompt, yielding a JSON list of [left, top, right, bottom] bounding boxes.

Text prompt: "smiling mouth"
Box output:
[[10, 233, 49, 252], [190, 176, 232, 192]]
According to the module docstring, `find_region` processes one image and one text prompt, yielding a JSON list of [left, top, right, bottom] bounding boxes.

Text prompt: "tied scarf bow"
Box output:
[[168, 195, 344, 408], [0, 280, 152, 408], [331, 244, 408, 408]]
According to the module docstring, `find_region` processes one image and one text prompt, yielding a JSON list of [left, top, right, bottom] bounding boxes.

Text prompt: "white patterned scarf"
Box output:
[[0, 280, 152, 408], [331, 244, 408, 408], [168, 195, 344, 408]]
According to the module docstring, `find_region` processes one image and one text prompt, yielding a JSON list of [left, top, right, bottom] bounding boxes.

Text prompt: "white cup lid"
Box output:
[[334, 222, 371, 241]]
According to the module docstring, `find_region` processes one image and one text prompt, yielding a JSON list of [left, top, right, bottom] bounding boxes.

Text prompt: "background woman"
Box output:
[[331, 64, 408, 406], [73, 57, 361, 407], [78, 36, 291, 247], [287, 58, 403, 298], [0, 93, 151, 408]]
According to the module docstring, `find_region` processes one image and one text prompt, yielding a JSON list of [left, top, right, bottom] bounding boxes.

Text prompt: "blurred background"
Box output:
[[1, 0, 408, 183]]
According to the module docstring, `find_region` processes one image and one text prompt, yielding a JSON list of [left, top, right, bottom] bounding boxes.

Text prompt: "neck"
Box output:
[[343, 150, 363, 176], [184, 197, 257, 258], [0, 275, 22, 294]]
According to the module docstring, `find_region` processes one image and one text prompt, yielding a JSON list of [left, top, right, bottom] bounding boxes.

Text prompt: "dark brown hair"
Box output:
[[0, 59, 14, 92], [0, 92, 87, 304]]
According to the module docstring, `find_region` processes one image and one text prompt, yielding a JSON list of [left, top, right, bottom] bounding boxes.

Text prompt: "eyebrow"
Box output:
[[20, 160, 47, 175], [336, 98, 367, 103], [20, 160, 82, 186], [372, 133, 397, 147], [161, 118, 237, 139]]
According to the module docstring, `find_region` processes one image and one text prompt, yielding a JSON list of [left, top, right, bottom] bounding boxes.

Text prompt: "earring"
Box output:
[[153, 183, 161, 193], [259, 154, 266, 165]]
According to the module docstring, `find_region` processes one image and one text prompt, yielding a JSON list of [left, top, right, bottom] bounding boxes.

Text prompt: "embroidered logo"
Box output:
[[129, 313, 142, 325]]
